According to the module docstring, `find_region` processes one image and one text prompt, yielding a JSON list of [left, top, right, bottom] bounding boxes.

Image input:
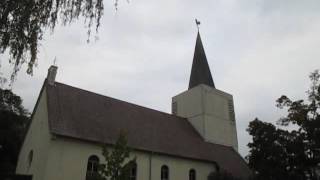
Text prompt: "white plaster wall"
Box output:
[[16, 87, 52, 180], [172, 86, 203, 118], [172, 84, 238, 150], [172, 86, 205, 137], [203, 86, 238, 150], [204, 89, 230, 119], [43, 137, 216, 180], [44, 137, 103, 180], [204, 115, 238, 149], [188, 115, 205, 137], [151, 153, 216, 180]]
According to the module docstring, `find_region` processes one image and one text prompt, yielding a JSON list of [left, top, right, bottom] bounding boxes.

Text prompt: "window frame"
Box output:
[[27, 150, 33, 169], [161, 165, 169, 180], [189, 169, 196, 180], [129, 162, 137, 180], [86, 155, 100, 180]]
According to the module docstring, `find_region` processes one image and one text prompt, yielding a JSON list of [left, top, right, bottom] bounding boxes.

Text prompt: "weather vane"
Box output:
[[195, 19, 201, 30]]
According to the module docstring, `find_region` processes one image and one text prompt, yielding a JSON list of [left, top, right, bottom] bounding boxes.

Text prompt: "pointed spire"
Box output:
[[188, 32, 215, 89]]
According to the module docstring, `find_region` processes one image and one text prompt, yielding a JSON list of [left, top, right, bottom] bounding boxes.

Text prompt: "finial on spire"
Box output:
[[195, 19, 201, 30], [53, 56, 57, 66]]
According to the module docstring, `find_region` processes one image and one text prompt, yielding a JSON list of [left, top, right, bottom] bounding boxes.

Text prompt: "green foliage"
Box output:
[[247, 70, 320, 180], [0, 0, 104, 80], [97, 131, 136, 180], [0, 88, 29, 173], [246, 119, 305, 180]]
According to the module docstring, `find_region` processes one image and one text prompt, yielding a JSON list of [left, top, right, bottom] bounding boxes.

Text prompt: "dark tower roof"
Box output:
[[188, 32, 215, 89]]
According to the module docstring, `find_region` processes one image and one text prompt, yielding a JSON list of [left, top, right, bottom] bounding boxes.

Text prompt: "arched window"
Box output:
[[27, 150, 33, 169], [86, 155, 99, 180], [129, 162, 137, 180], [189, 169, 196, 180], [161, 165, 169, 180]]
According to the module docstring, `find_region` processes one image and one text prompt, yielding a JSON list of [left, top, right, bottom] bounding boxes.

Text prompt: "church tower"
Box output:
[[172, 32, 238, 150]]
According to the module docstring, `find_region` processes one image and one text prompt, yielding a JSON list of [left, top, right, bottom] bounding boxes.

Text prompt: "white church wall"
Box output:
[[43, 138, 149, 180], [202, 85, 238, 150], [203, 87, 231, 119], [187, 115, 205, 137], [16, 87, 52, 180], [151, 153, 217, 180], [172, 84, 238, 150], [172, 86, 203, 118], [43, 137, 217, 180], [204, 115, 238, 149], [172, 85, 205, 137], [44, 137, 102, 180]]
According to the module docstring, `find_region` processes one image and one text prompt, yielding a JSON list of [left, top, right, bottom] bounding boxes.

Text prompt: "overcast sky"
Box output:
[[1, 0, 320, 157]]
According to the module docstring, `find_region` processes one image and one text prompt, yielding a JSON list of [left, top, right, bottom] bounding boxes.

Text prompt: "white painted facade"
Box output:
[[39, 138, 217, 180], [16, 87, 51, 180], [172, 84, 238, 150], [16, 87, 218, 180]]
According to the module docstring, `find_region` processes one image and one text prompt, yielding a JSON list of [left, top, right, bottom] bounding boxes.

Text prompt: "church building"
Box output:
[[16, 32, 251, 180]]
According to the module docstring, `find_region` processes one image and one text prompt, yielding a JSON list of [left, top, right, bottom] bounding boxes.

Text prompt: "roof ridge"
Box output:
[[48, 81, 187, 121]]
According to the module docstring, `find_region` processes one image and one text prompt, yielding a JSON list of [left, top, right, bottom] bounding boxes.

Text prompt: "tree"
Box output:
[[0, 88, 29, 173], [247, 70, 320, 180], [0, 0, 105, 80], [246, 119, 305, 180], [95, 131, 136, 180]]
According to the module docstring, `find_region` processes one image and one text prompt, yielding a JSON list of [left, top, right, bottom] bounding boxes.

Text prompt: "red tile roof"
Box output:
[[45, 81, 251, 178]]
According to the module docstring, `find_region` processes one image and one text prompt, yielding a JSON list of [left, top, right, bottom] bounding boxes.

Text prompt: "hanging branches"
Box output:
[[0, 0, 104, 80]]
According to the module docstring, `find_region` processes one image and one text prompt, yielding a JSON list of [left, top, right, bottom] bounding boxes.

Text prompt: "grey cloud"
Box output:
[[237, 0, 320, 15]]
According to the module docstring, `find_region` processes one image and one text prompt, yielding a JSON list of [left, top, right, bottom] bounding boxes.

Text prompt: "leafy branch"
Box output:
[[0, 0, 104, 80]]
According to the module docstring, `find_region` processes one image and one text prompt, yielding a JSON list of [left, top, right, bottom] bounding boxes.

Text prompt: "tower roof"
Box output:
[[188, 32, 215, 89]]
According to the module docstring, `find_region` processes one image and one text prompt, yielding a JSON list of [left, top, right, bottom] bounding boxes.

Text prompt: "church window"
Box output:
[[86, 155, 99, 180], [27, 150, 33, 169], [228, 100, 235, 121], [189, 169, 196, 180], [172, 102, 177, 115], [129, 162, 137, 180], [161, 165, 169, 180]]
